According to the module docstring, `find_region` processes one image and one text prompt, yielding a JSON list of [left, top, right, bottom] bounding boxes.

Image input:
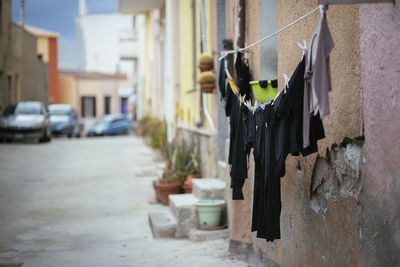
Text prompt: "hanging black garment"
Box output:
[[228, 96, 248, 200], [251, 57, 327, 242], [251, 108, 266, 234], [264, 104, 281, 241], [218, 58, 227, 100], [251, 104, 281, 241], [286, 57, 325, 157], [235, 52, 252, 101]]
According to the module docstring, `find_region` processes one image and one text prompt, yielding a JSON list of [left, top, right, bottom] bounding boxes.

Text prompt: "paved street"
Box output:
[[0, 136, 246, 267]]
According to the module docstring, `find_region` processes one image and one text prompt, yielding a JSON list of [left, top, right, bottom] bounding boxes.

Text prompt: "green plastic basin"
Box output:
[[195, 199, 226, 227]]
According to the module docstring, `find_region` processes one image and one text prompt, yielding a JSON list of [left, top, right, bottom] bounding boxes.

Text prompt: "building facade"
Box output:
[[119, 0, 219, 178], [222, 1, 400, 266], [58, 71, 129, 120], [120, 0, 400, 265], [24, 24, 59, 104], [0, 0, 49, 112]]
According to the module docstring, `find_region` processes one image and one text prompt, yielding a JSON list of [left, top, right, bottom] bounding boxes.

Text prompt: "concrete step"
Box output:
[[148, 211, 177, 238], [169, 193, 199, 238], [189, 228, 230, 242], [192, 178, 226, 200]]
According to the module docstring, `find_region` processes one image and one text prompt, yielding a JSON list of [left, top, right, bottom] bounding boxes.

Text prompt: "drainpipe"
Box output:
[[196, 0, 215, 131], [192, 0, 203, 128]]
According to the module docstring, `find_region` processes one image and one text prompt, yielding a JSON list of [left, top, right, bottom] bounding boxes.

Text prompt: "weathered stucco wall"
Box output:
[[358, 3, 400, 266], [254, 1, 363, 266]]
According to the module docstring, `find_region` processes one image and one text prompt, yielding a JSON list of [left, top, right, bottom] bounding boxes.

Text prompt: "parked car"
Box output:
[[0, 101, 51, 143], [48, 104, 83, 138], [87, 114, 132, 136]]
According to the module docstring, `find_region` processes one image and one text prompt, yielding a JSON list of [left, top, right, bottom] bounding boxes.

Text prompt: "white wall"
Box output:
[[76, 14, 134, 75]]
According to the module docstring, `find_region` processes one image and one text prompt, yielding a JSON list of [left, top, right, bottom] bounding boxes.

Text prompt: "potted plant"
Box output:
[[170, 139, 200, 194], [181, 153, 201, 194], [198, 53, 214, 72], [198, 71, 216, 94], [153, 140, 181, 205], [154, 139, 201, 204]]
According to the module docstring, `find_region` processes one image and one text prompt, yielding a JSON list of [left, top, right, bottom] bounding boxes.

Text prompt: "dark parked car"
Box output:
[[0, 101, 51, 143], [48, 104, 83, 138], [87, 114, 132, 136]]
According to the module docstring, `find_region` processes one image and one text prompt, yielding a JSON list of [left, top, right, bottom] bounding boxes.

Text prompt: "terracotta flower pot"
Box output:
[[154, 181, 182, 205], [182, 175, 196, 193], [200, 83, 215, 93]]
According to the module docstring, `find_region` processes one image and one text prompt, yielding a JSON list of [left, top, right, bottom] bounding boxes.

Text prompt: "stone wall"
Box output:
[[220, 1, 400, 265], [358, 3, 400, 266]]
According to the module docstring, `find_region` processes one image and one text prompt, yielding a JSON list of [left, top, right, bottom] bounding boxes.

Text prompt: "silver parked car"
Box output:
[[48, 104, 83, 138], [0, 101, 52, 143]]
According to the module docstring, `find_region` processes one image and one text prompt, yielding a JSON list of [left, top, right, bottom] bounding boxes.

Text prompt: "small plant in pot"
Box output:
[[170, 139, 201, 194], [181, 149, 201, 194], [154, 139, 201, 204], [198, 54, 214, 72], [199, 71, 216, 94]]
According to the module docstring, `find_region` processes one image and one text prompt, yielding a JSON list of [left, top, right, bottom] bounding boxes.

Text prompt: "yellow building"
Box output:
[[119, 0, 219, 177]]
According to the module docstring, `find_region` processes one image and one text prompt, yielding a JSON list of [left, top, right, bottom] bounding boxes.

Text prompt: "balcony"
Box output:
[[118, 0, 164, 14], [119, 39, 139, 60]]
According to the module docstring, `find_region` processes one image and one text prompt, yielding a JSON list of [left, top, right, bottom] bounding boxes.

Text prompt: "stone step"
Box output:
[[169, 193, 199, 238], [189, 228, 230, 242], [192, 178, 226, 200], [148, 211, 177, 238]]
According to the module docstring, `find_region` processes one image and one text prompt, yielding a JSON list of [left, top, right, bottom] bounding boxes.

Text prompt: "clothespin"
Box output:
[[297, 39, 307, 57], [319, 5, 327, 18], [283, 73, 290, 94]]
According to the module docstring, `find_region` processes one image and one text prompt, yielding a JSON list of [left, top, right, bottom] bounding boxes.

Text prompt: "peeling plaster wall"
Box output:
[[358, 3, 400, 266]]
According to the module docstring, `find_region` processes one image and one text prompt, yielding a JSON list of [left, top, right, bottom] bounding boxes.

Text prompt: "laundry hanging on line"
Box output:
[[218, 10, 334, 242]]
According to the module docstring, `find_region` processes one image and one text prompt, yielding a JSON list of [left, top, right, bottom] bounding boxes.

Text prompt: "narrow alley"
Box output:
[[0, 137, 246, 267]]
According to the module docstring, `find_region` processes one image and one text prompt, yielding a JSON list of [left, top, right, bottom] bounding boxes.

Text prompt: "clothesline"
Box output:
[[218, 5, 326, 60]]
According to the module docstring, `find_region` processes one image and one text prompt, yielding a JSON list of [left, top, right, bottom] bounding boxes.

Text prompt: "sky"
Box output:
[[11, 0, 118, 44]]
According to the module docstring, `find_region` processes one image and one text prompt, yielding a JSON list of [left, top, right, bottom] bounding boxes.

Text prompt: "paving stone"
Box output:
[[192, 178, 226, 200], [148, 211, 177, 238], [189, 228, 230, 242]]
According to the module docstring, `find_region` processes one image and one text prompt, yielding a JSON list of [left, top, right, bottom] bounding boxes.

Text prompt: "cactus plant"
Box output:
[[198, 71, 216, 93], [198, 54, 214, 72]]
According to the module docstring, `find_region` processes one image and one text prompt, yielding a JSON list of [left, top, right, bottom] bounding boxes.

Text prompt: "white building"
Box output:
[[59, 0, 140, 117]]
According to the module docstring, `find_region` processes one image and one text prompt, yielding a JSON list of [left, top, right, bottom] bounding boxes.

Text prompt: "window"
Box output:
[[81, 96, 96, 118], [104, 96, 111, 115]]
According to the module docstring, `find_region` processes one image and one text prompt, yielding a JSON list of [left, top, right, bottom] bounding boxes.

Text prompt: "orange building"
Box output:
[[24, 25, 59, 104]]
